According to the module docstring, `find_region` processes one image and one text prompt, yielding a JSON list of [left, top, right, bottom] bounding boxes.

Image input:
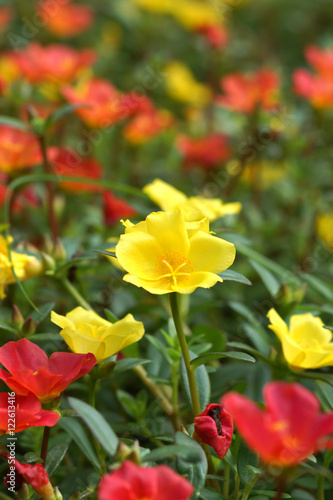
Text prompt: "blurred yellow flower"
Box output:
[[164, 62, 212, 106], [115, 209, 235, 295], [143, 179, 241, 222], [0, 235, 43, 299], [240, 161, 286, 189], [267, 308, 333, 369], [316, 213, 333, 251], [51, 307, 144, 362]]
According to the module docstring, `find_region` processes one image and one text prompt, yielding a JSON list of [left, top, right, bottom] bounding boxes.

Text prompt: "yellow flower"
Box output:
[[0, 235, 43, 299], [239, 161, 286, 189], [267, 308, 333, 369], [115, 209, 236, 295], [170, 1, 221, 30], [143, 178, 241, 222], [316, 213, 333, 251], [164, 61, 212, 106], [51, 307, 144, 362]]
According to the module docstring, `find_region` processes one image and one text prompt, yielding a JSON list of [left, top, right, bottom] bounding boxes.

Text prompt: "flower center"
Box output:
[[156, 251, 193, 289]]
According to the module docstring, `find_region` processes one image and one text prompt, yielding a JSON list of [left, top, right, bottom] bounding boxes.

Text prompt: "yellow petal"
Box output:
[[188, 231, 236, 273], [143, 179, 187, 211], [176, 271, 223, 294], [60, 327, 107, 360], [145, 210, 190, 257], [267, 308, 289, 343]]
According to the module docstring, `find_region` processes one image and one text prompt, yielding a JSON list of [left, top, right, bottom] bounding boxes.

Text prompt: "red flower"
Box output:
[[0, 339, 96, 402], [194, 403, 233, 458], [37, 0, 94, 38], [103, 191, 137, 226], [98, 461, 194, 500], [196, 24, 229, 49], [0, 125, 42, 173], [0, 6, 12, 31], [177, 133, 231, 170], [14, 461, 55, 499], [0, 393, 59, 435], [48, 147, 103, 192], [217, 69, 280, 113], [222, 382, 333, 467], [123, 108, 173, 144], [62, 78, 152, 128], [11, 43, 95, 84], [293, 46, 333, 108]]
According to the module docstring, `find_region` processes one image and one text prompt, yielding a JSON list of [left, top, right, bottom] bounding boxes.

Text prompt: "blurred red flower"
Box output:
[[0, 125, 41, 174], [0, 393, 59, 435], [217, 69, 280, 113], [103, 191, 137, 226], [62, 78, 152, 128], [196, 24, 229, 49], [38, 0, 94, 38], [98, 461, 194, 500], [123, 108, 173, 144], [222, 381, 333, 466], [0, 338, 97, 402], [11, 43, 95, 84], [194, 403, 233, 458], [177, 133, 231, 170], [293, 46, 333, 108], [48, 147, 103, 192], [0, 6, 12, 31]]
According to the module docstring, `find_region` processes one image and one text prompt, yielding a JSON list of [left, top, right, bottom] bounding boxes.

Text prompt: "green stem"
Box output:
[[241, 475, 259, 500], [169, 293, 201, 417], [233, 474, 240, 500], [58, 277, 92, 311], [38, 135, 59, 242], [40, 426, 51, 464], [223, 462, 230, 498]]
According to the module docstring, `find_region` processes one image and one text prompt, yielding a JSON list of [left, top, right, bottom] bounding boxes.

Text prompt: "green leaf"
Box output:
[[249, 260, 280, 296], [237, 441, 259, 485], [95, 249, 116, 258], [145, 334, 173, 365], [46, 103, 90, 127], [301, 273, 333, 301], [175, 431, 207, 493], [200, 488, 226, 500], [30, 302, 56, 322], [68, 397, 119, 457], [0, 321, 16, 333], [142, 444, 203, 463], [0, 116, 30, 132], [104, 309, 119, 323], [113, 358, 151, 374], [190, 351, 256, 369], [180, 351, 210, 412], [59, 417, 100, 470], [28, 333, 63, 342], [316, 380, 333, 409], [45, 442, 70, 476], [227, 342, 273, 365], [219, 270, 252, 285]]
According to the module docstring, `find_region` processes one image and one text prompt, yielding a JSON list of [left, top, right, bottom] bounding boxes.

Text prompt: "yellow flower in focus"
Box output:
[[115, 210, 236, 295], [267, 308, 333, 369], [143, 179, 241, 222], [316, 213, 333, 251], [0, 236, 43, 299], [164, 62, 212, 106], [51, 307, 144, 362]]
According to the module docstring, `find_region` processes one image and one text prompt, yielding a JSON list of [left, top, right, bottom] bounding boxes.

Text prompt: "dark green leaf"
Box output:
[[30, 302, 55, 322], [46, 103, 90, 127], [0, 116, 30, 132], [237, 441, 259, 485], [249, 260, 280, 296], [68, 397, 119, 457], [180, 351, 210, 412], [219, 270, 252, 286], [175, 432, 207, 492], [0, 321, 16, 333], [59, 418, 100, 470], [95, 249, 116, 258], [104, 309, 119, 323], [142, 444, 203, 463], [114, 358, 151, 374], [45, 442, 70, 476], [190, 351, 256, 369]]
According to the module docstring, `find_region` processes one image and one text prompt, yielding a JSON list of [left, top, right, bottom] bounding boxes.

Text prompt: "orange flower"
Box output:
[[123, 108, 174, 144], [293, 46, 333, 108], [10, 43, 95, 84], [37, 0, 94, 37], [217, 69, 280, 113], [62, 78, 152, 128], [196, 24, 229, 49], [177, 133, 231, 170], [0, 125, 41, 173], [48, 147, 103, 192]]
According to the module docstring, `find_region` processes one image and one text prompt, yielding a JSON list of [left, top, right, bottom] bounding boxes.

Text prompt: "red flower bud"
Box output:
[[194, 403, 233, 458]]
